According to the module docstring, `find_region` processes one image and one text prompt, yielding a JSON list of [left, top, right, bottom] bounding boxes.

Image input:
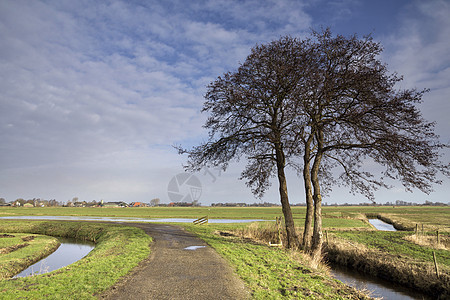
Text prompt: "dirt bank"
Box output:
[[325, 238, 450, 299]]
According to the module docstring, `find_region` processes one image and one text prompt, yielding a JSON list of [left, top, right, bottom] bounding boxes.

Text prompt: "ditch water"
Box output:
[[330, 218, 430, 300], [331, 264, 429, 300], [13, 238, 94, 278], [368, 218, 397, 231]]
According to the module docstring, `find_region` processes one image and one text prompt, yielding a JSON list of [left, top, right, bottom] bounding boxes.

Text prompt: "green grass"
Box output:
[[0, 206, 449, 298], [183, 224, 369, 299], [0, 206, 372, 229], [331, 230, 450, 267], [2, 205, 447, 224], [322, 206, 450, 230], [0, 233, 59, 279], [0, 206, 288, 219], [321, 218, 368, 229], [0, 220, 151, 299]]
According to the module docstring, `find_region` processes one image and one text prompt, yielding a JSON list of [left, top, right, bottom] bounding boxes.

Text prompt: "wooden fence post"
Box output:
[[436, 230, 440, 245], [270, 216, 283, 247], [433, 251, 440, 279]]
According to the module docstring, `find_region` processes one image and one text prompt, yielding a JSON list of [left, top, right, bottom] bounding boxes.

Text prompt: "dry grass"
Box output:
[[233, 222, 287, 245], [287, 247, 331, 273], [228, 222, 335, 271], [404, 234, 450, 251]]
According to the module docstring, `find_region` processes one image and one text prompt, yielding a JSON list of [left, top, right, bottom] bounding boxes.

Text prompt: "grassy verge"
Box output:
[[183, 223, 370, 299], [211, 220, 450, 298], [326, 230, 450, 299], [0, 220, 151, 299], [0, 233, 60, 279], [331, 231, 450, 266]]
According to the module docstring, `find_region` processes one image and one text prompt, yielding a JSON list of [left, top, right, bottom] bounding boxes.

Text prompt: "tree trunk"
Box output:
[[311, 188, 323, 259], [302, 135, 314, 251], [275, 142, 298, 249], [311, 129, 324, 259]]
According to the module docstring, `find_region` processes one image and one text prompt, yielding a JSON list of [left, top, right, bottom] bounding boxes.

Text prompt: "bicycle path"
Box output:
[[100, 223, 250, 300]]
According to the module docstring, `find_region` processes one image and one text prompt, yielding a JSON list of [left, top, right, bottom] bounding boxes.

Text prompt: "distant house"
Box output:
[[103, 201, 128, 208], [168, 202, 193, 207], [131, 202, 146, 207]]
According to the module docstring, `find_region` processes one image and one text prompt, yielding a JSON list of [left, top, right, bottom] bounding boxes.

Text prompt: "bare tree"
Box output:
[[298, 29, 449, 257], [179, 30, 449, 256], [150, 198, 160, 206], [178, 37, 311, 248]]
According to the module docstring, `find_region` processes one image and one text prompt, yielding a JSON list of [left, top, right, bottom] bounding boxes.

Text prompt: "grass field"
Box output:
[[0, 233, 59, 279], [0, 206, 449, 299], [0, 221, 151, 299], [1, 205, 448, 229]]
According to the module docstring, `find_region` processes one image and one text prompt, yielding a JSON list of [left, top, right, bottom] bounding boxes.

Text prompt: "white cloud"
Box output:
[[2, 0, 446, 205], [382, 0, 450, 138], [0, 0, 313, 202]]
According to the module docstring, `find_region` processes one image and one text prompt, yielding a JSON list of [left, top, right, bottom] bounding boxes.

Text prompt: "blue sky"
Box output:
[[1, 0, 449, 205]]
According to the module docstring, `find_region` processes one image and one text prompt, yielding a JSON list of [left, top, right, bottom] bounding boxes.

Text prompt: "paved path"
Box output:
[[101, 223, 250, 300]]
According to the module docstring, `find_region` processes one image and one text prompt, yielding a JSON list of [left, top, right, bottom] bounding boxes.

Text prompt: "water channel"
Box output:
[[368, 218, 397, 231], [330, 218, 429, 300], [14, 238, 94, 278]]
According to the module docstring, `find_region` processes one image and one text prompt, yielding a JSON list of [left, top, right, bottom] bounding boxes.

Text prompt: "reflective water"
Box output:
[[0, 216, 266, 223], [368, 218, 397, 231], [14, 238, 94, 278], [184, 246, 206, 250], [332, 264, 430, 300], [331, 218, 430, 299]]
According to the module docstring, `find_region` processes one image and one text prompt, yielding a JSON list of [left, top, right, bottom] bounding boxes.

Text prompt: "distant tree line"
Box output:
[[0, 198, 61, 207], [0, 197, 164, 207], [211, 202, 280, 207]]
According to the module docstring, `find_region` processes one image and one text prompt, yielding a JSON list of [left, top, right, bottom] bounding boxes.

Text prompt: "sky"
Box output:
[[1, 0, 449, 205]]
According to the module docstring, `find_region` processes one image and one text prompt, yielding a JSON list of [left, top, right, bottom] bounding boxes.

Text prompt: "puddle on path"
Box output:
[[184, 246, 206, 250]]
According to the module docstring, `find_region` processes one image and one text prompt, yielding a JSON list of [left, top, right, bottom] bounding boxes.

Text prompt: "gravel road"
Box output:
[[100, 223, 250, 300]]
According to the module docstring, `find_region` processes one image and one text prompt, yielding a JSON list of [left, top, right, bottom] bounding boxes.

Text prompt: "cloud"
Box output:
[[0, 0, 313, 202], [3, 0, 445, 205], [382, 0, 450, 138]]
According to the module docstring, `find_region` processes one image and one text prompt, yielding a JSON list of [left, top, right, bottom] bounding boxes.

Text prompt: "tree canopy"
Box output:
[[179, 29, 449, 255]]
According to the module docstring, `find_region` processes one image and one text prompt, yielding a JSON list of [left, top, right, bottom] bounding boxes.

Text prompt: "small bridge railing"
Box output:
[[193, 216, 208, 225]]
